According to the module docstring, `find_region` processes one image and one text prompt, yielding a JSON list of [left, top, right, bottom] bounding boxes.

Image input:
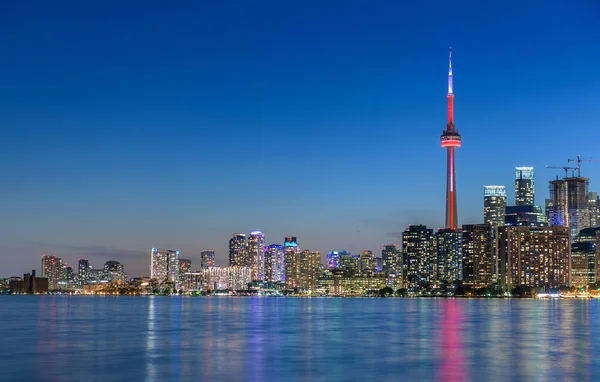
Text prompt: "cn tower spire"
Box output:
[[440, 47, 461, 230], [447, 47, 454, 130]]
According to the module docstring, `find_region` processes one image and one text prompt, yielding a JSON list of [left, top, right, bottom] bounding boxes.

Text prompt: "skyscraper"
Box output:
[[41, 254, 63, 290], [461, 224, 493, 287], [265, 244, 285, 282], [588, 192, 600, 227], [178, 258, 192, 286], [498, 226, 571, 290], [78, 258, 91, 286], [285, 250, 321, 290], [571, 242, 596, 288], [327, 251, 341, 269], [515, 167, 535, 206], [402, 225, 434, 287], [440, 48, 461, 230], [381, 244, 402, 280], [435, 229, 463, 282], [548, 176, 591, 237], [104, 261, 125, 281], [200, 249, 215, 269], [150, 248, 180, 283], [247, 231, 265, 281], [358, 250, 377, 275], [229, 233, 247, 267], [484, 186, 507, 228]]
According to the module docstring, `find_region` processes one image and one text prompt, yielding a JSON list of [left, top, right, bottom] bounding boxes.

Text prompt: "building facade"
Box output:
[[200, 250, 215, 269], [436, 229, 463, 282], [462, 224, 493, 287], [265, 245, 285, 282], [381, 244, 402, 280], [150, 248, 180, 283], [571, 242, 596, 288], [247, 231, 265, 281], [41, 254, 64, 290], [285, 250, 321, 290], [402, 225, 434, 287], [229, 234, 247, 267], [515, 167, 535, 206], [498, 226, 571, 290], [484, 185, 507, 227]]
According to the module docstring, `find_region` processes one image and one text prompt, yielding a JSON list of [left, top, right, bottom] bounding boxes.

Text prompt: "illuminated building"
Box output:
[[504, 205, 546, 226], [571, 242, 596, 288], [498, 226, 571, 290], [515, 167, 535, 206], [247, 231, 265, 280], [200, 249, 215, 269], [484, 186, 506, 228], [285, 250, 321, 290], [229, 233, 247, 267], [284, 236, 300, 270], [575, 227, 600, 244], [358, 250, 377, 275], [104, 261, 125, 281], [588, 192, 600, 227], [201, 266, 252, 291], [436, 229, 463, 282], [402, 225, 434, 287], [484, 185, 506, 281], [41, 254, 64, 290], [78, 259, 91, 285], [381, 244, 402, 280], [461, 224, 493, 287], [327, 251, 341, 269], [228, 266, 252, 290], [317, 273, 388, 295], [178, 258, 192, 285], [338, 252, 358, 276], [150, 248, 180, 283], [548, 176, 591, 237], [440, 48, 461, 230], [265, 245, 285, 282]]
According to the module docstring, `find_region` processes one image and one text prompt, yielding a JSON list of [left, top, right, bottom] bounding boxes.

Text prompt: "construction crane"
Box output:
[[567, 154, 600, 177], [545, 165, 578, 179]]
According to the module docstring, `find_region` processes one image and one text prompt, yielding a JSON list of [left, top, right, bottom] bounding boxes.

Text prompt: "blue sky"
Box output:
[[1, 1, 599, 276]]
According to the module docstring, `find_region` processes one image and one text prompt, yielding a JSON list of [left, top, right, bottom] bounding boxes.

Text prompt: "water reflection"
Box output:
[[0, 297, 596, 381]]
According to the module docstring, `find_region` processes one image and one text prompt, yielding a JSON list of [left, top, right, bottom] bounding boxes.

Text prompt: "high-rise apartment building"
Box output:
[[381, 244, 402, 280], [178, 258, 192, 285], [200, 250, 215, 269], [461, 224, 493, 287], [484, 186, 507, 228], [78, 259, 91, 285], [402, 225, 434, 287], [150, 248, 180, 283], [285, 250, 321, 290], [484, 185, 507, 282], [247, 231, 266, 280], [498, 226, 571, 290], [358, 250, 377, 275], [548, 176, 591, 237], [588, 192, 600, 227], [515, 167, 535, 206], [571, 242, 596, 288], [436, 229, 463, 282], [41, 254, 63, 290], [104, 261, 125, 281], [265, 245, 285, 282], [229, 233, 248, 267]]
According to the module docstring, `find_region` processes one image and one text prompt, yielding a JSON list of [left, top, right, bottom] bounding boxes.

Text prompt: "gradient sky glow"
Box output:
[[1, 1, 600, 276]]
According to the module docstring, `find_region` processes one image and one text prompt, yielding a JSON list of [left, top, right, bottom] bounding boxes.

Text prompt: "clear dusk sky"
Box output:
[[1, 1, 599, 277]]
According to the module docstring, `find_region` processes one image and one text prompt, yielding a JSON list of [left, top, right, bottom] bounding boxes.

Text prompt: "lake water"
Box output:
[[0, 296, 598, 381]]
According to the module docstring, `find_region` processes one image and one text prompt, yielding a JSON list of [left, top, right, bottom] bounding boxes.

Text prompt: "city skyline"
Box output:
[[2, 1, 600, 277]]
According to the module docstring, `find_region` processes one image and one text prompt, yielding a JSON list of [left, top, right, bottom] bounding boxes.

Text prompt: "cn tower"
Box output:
[[440, 48, 461, 230]]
